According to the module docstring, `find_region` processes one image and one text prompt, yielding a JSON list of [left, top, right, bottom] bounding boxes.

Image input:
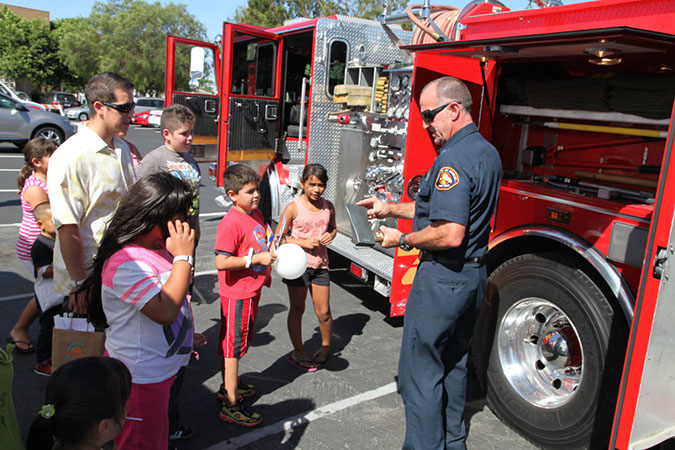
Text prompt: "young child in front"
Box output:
[[31, 201, 66, 376], [215, 164, 276, 426], [77, 172, 195, 450], [26, 356, 132, 450], [276, 164, 337, 371], [135, 102, 201, 442]]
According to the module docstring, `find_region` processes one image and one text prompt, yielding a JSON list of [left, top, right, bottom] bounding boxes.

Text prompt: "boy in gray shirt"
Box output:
[[136, 104, 201, 242]]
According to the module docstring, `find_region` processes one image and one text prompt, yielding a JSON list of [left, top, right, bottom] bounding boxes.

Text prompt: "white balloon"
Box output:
[[274, 243, 307, 280]]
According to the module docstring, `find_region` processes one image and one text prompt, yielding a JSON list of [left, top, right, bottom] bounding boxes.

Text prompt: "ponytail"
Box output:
[[25, 414, 55, 450], [17, 137, 57, 193], [16, 165, 33, 193]]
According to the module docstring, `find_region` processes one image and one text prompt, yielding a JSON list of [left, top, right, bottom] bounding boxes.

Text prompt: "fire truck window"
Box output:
[[173, 43, 218, 95], [231, 33, 277, 97], [327, 40, 348, 97]]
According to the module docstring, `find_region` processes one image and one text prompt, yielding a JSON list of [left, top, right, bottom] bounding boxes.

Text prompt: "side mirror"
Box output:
[[190, 47, 205, 79], [14, 102, 28, 112]]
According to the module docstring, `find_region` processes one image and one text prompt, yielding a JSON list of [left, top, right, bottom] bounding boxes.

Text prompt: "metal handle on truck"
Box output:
[[298, 77, 309, 151]]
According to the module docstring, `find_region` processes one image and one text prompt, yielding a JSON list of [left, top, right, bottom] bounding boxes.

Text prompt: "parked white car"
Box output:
[[65, 106, 91, 122], [0, 80, 46, 111]]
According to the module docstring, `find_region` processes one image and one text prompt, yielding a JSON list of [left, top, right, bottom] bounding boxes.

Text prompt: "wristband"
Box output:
[[72, 279, 85, 287], [173, 255, 194, 267], [244, 248, 254, 269]]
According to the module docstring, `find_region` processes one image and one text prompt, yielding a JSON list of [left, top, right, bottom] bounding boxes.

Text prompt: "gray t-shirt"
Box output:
[[136, 145, 201, 228]]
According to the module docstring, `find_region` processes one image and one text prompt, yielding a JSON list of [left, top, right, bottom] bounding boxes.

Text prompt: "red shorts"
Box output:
[[219, 293, 260, 358], [114, 375, 176, 450]]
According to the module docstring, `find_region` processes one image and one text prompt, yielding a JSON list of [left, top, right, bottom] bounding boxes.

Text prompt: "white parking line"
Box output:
[[0, 223, 20, 227], [0, 169, 19, 171], [200, 211, 226, 218], [0, 189, 18, 193], [0, 155, 23, 158], [209, 382, 399, 449]]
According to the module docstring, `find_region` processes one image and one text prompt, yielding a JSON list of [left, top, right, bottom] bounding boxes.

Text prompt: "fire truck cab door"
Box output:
[[165, 36, 220, 161], [217, 24, 283, 186], [611, 102, 675, 450]]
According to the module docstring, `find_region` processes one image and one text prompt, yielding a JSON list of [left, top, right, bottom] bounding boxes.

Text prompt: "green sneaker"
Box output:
[[217, 381, 256, 401], [219, 402, 262, 426]]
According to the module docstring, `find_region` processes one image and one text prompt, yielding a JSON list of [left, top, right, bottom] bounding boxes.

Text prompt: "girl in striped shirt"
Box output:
[[8, 138, 55, 353]]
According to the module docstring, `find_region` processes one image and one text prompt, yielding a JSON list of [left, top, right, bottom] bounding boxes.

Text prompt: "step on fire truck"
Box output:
[[165, 0, 675, 448]]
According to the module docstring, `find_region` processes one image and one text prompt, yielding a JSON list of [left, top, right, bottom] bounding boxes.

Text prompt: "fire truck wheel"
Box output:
[[484, 252, 627, 449]]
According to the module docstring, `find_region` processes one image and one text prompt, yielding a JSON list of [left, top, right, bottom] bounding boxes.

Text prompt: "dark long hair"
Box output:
[[17, 137, 56, 193], [79, 172, 193, 327], [25, 356, 132, 450]]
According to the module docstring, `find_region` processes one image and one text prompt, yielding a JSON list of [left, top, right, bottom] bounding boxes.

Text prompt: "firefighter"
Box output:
[[357, 76, 501, 449]]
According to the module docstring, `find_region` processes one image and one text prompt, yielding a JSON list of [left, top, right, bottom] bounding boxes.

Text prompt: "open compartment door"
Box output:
[[389, 50, 498, 316], [215, 24, 283, 187], [611, 102, 675, 450], [165, 36, 220, 161]]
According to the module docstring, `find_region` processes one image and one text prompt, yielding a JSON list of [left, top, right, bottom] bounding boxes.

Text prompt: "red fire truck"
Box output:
[[165, 0, 675, 447]]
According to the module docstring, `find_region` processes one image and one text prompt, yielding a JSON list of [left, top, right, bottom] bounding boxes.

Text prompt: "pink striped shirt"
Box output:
[[16, 175, 48, 262]]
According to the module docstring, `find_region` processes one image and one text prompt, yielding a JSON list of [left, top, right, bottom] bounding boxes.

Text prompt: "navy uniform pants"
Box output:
[[398, 260, 486, 450]]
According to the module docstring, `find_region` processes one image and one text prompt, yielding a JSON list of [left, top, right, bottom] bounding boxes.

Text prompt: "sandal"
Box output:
[[285, 354, 318, 372], [7, 336, 34, 353]]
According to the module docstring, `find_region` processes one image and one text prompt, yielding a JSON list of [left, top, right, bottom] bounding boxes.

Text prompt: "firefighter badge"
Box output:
[[435, 167, 459, 190]]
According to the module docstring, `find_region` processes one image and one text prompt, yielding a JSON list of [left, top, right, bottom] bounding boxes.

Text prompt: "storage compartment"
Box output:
[[491, 37, 675, 208]]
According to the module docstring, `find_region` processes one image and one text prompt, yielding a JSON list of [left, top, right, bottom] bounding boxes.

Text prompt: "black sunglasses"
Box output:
[[101, 101, 135, 113], [420, 100, 461, 124]]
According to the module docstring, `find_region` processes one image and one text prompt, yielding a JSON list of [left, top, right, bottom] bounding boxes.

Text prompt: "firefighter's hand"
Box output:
[[356, 197, 390, 219], [253, 251, 277, 266], [378, 226, 402, 248]]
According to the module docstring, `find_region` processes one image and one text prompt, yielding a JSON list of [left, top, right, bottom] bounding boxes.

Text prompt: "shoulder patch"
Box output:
[[435, 167, 459, 191]]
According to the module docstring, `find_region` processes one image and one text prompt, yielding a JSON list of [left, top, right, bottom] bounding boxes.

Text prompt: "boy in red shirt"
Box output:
[[214, 164, 276, 426]]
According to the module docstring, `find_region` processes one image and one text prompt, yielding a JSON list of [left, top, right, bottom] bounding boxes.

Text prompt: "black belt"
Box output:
[[419, 251, 484, 266]]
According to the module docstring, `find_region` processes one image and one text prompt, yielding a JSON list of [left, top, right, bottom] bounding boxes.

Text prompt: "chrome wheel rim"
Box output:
[[38, 129, 61, 145], [498, 298, 583, 408]]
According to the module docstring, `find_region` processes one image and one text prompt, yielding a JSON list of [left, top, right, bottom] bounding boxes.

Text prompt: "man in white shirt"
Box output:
[[47, 72, 137, 312]]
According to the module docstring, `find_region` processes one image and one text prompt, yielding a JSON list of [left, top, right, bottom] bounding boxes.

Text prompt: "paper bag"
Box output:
[[52, 316, 105, 370]]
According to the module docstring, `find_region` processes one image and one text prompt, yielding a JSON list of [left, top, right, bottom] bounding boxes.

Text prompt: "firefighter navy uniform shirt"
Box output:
[[413, 123, 502, 261]]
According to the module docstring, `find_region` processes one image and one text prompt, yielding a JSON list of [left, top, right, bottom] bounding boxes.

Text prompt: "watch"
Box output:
[[173, 255, 194, 267], [398, 233, 413, 251]]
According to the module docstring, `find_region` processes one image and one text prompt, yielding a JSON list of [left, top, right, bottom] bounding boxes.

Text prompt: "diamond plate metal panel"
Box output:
[[307, 18, 412, 203], [329, 233, 394, 280], [270, 17, 412, 275]]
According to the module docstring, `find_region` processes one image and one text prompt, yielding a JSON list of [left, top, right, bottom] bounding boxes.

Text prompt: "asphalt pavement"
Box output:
[[0, 123, 539, 449]]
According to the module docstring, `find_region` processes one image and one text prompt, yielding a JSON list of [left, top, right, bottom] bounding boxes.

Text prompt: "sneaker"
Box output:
[[217, 381, 256, 401], [34, 359, 51, 376], [168, 426, 193, 441], [219, 402, 262, 426]]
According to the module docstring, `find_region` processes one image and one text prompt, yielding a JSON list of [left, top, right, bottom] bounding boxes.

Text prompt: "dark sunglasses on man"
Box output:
[[101, 101, 136, 113], [421, 100, 462, 124]]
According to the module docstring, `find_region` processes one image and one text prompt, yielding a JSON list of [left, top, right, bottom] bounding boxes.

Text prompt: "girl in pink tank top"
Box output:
[[276, 164, 337, 371]]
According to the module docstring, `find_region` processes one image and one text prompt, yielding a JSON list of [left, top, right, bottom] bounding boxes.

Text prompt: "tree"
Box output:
[[58, 0, 207, 94], [52, 18, 100, 89], [233, 0, 289, 28], [0, 8, 60, 85], [231, 0, 410, 27]]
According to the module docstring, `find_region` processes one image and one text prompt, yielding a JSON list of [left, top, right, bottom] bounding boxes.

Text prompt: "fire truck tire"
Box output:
[[484, 252, 627, 449]]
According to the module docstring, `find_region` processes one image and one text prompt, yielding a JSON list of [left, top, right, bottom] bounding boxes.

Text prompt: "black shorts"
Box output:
[[282, 268, 330, 287]]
